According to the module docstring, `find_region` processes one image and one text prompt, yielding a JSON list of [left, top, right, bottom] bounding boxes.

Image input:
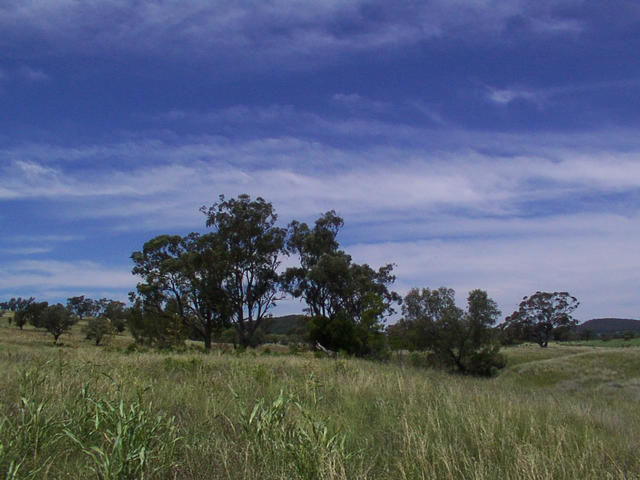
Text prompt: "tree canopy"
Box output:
[[388, 287, 504, 375], [284, 211, 399, 356], [503, 291, 579, 347]]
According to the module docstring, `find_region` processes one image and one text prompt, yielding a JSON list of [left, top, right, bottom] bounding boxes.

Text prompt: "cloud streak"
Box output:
[[0, 0, 592, 67], [0, 260, 134, 292]]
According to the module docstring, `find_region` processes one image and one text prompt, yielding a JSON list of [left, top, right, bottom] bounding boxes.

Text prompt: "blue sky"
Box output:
[[2, 0, 640, 321]]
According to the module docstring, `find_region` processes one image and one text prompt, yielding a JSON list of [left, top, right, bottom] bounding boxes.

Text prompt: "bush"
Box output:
[[84, 317, 115, 346], [464, 346, 506, 377]]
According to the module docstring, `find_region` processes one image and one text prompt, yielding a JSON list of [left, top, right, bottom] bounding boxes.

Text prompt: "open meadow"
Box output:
[[1, 322, 639, 479]]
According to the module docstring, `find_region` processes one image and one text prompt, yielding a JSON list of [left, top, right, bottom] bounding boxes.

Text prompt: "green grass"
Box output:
[[0, 322, 639, 479], [565, 337, 640, 348]]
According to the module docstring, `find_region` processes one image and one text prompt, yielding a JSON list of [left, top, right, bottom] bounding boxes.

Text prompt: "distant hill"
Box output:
[[263, 314, 308, 335], [577, 318, 640, 334]]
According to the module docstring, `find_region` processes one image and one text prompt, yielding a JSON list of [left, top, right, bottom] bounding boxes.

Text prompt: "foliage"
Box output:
[[201, 194, 287, 347], [127, 299, 186, 349], [66, 296, 99, 320], [503, 291, 579, 348], [38, 304, 77, 344], [84, 317, 115, 346], [0, 397, 60, 479], [238, 390, 353, 480], [1, 330, 640, 479], [284, 211, 399, 356], [131, 232, 231, 350], [390, 288, 505, 375], [64, 393, 179, 480], [101, 300, 128, 333], [14, 300, 49, 330], [1, 297, 36, 327], [132, 195, 286, 349]]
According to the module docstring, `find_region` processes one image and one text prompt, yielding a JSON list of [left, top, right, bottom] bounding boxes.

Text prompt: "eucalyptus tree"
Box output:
[[201, 194, 286, 347], [283, 211, 399, 356], [40, 304, 76, 344], [2, 297, 35, 327], [66, 296, 99, 321], [15, 299, 48, 330], [131, 232, 231, 350], [390, 288, 504, 375], [504, 291, 579, 347]]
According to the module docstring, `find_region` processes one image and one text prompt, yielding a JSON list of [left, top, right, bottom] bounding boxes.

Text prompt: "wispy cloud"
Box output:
[[0, 247, 52, 255], [18, 65, 50, 82], [5, 234, 83, 244], [331, 93, 391, 113], [0, 0, 591, 66], [348, 212, 640, 320], [486, 86, 545, 106], [485, 78, 640, 108], [0, 260, 134, 292], [3, 134, 640, 231]]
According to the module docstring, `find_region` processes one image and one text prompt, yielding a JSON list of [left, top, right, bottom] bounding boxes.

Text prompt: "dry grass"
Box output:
[[0, 321, 639, 479]]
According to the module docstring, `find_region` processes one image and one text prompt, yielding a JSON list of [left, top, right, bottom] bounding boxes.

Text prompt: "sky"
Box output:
[[2, 0, 640, 322]]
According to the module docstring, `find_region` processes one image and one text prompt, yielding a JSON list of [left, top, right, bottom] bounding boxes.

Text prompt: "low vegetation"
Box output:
[[0, 320, 639, 479]]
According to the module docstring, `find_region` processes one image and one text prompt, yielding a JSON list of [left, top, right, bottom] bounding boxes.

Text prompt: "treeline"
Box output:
[[0, 296, 127, 345], [1, 194, 582, 376]]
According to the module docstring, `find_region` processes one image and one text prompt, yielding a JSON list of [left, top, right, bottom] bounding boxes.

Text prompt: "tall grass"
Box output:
[[0, 325, 639, 479]]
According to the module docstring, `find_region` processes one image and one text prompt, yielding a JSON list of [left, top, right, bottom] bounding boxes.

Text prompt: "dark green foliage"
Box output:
[[39, 304, 76, 344], [202, 194, 286, 348], [101, 300, 128, 333], [2, 297, 36, 326], [503, 291, 579, 348], [66, 296, 99, 320], [66, 296, 129, 338], [390, 288, 504, 376], [15, 300, 48, 330], [131, 231, 231, 350], [284, 211, 399, 357], [127, 300, 186, 349], [84, 317, 115, 346], [132, 195, 286, 350]]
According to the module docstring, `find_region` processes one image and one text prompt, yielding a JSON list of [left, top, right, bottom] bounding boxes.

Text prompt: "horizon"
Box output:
[[2, 1, 640, 322]]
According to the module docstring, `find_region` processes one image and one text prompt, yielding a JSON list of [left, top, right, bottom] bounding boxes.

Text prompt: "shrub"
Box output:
[[84, 317, 115, 346]]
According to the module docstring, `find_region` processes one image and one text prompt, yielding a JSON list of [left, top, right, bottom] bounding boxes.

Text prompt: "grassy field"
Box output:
[[0, 321, 639, 479], [564, 337, 640, 348]]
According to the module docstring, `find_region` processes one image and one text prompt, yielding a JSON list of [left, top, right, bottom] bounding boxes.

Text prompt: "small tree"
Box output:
[[504, 291, 579, 347], [392, 287, 504, 376], [84, 317, 115, 345], [127, 298, 187, 349], [66, 296, 98, 321], [14, 300, 48, 330], [102, 300, 128, 332], [39, 304, 76, 344]]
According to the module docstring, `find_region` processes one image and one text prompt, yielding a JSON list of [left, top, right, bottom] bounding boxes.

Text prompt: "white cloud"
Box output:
[[3, 133, 640, 226], [0, 0, 588, 66], [486, 86, 545, 106], [0, 260, 134, 292], [347, 212, 640, 321], [0, 247, 52, 255], [5, 234, 82, 243]]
